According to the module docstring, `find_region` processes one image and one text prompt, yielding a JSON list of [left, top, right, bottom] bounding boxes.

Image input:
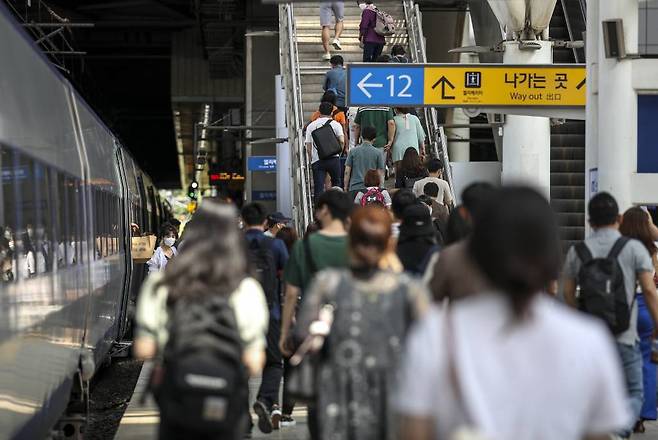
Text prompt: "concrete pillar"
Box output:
[[596, 0, 638, 211], [501, 40, 552, 198]]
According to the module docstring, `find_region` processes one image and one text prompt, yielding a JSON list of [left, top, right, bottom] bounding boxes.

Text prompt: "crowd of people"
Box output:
[[127, 4, 658, 440], [132, 169, 658, 440]]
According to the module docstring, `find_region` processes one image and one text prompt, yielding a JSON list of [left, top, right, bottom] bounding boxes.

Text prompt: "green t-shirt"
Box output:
[[284, 232, 349, 291], [354, 107, 395, 148], [345, 142, 385, 191]]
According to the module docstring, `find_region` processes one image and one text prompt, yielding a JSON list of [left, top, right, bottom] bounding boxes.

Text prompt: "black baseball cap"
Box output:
[[268, 212, 292, 223]]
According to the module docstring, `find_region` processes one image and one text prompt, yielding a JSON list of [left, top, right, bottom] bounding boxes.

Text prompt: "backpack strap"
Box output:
[[575, 242, 593, 264], [608, 236, 630, 260], [303, 235, 319, 275]]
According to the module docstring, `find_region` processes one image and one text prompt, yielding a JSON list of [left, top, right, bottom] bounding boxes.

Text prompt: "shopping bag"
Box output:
[[132, 235, 157, 263]]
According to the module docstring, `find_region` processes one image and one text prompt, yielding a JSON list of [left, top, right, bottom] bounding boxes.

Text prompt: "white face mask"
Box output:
[[163, 237, 176, 247], [359, 3, 367, 10]]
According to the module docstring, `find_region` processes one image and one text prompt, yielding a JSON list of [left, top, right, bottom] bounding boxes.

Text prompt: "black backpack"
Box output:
[[156, 296, 248, 434], [247, 237, 278, 308], [575, 237, 631, 335], [311, 119, 342, 160]]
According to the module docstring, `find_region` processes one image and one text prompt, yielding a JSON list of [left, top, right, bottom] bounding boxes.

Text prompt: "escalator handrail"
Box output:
[[402, 0, 456, 200], [279, 4, 313, 231]]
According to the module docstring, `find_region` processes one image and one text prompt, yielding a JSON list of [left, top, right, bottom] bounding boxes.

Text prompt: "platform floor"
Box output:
[[115, 362, 658, 440], [115, 362, 309, 440]]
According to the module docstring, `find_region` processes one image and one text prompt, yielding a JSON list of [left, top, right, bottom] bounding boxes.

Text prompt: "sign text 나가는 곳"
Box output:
[[347, 64, 586, 108]]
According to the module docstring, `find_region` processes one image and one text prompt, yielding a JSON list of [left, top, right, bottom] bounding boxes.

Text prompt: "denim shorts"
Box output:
[[320, 1, 344, 27]]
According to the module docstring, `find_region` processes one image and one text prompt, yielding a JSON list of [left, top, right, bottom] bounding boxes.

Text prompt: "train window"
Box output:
[[1, 145, 18, 283], [32, 162, 55, 274], [93, 187, 100, 260], [48, 168, 62, 271], [57, 173, 72, 267]]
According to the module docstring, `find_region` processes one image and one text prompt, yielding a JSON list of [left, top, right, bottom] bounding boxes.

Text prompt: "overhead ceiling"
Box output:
[[3, 0, 276, 189]]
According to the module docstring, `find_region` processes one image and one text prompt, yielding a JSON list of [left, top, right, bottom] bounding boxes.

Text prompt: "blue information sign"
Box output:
[[248, 156, 277, 172], [348, 64, 424, 107], [252, 190, 277, 201]]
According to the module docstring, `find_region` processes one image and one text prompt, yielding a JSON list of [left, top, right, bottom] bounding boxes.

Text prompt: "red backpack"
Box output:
[[361, 187, 386, 206]]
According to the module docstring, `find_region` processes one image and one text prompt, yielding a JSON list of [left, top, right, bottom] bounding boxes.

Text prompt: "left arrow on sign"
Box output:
[[357, 72, 384, 99]]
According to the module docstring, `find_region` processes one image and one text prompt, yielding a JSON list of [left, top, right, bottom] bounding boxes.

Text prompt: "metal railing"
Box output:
[[279, 3, 313, 232], [402, 0, 455, 199]]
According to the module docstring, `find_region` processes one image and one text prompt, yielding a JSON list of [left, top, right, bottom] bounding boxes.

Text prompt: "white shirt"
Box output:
[[396, 295, 630, 440], [147, 246, 178, 274], [412, 176, 453, 205], [305, 116, 344, 164]]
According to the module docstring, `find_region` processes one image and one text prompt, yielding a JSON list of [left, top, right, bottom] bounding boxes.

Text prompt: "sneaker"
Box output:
[[271, 405, 282, 430], [252, 400, 273, 434], [322, 52, 331, 61], [280, 414, 296, 427], [332, 38, 342, 50]]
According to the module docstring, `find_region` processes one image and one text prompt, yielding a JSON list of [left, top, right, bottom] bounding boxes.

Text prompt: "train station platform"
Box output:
[[115, 362, 309, 440]]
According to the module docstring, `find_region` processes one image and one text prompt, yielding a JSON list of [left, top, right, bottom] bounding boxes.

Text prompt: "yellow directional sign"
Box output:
[[424, 65, 586, 107]]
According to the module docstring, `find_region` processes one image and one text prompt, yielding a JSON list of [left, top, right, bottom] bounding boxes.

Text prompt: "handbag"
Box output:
[[285, 302, 335, 403], [445, 307, 491, 440], [311, 119, 342, 160]]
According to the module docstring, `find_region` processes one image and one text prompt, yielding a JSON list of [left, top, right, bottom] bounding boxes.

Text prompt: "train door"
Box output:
[[114, 146, 132, 340]]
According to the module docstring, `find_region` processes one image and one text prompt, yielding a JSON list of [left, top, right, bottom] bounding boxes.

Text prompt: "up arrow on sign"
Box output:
[[357, 72, 384, 99]]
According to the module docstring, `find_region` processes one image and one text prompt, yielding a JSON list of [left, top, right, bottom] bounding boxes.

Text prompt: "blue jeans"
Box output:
[[312, 157, 341, 198], [617, 342, 644, 436]]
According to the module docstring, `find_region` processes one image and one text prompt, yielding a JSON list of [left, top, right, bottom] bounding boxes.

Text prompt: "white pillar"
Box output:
[[585, 0, 599, 233], [275, 75, 293, 218], [597, 0, 638, 211], [501, 40, 552, 198]]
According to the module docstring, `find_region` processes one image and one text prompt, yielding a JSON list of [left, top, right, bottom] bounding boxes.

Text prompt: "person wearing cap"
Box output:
[[396, 203, 438, 275], [265, 212, 292, 238]]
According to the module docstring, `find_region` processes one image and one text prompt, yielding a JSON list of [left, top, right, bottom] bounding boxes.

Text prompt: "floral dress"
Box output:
[[296, 269, 428, 440]]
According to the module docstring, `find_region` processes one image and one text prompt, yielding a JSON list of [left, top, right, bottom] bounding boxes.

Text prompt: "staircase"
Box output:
[[549, 0, 587, 251], [293, 2, 408, 119], [280, 1, 450, 230]]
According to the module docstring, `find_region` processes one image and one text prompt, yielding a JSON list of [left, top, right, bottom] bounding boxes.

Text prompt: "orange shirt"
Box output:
[[310, 106, 346, 127]]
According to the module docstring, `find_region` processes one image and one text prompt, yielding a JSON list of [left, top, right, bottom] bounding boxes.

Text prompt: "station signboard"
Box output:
[[347, 63, 586, 108], [247, 156, 277, 172]]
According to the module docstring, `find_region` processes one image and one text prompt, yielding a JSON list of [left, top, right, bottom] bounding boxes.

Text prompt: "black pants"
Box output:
[[363, 42, 384, 62], [282, 355, 296, 415], [256, 317, 283, 410], [312, 157, 341, 198]]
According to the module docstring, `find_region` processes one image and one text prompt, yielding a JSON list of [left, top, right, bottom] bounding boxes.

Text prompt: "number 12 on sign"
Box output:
[[348, 65, 424, 106]]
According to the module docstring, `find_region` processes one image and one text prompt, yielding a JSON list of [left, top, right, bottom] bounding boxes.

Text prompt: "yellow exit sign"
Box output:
[[347, 63, 586, 108], [424, 65, 586, 107]]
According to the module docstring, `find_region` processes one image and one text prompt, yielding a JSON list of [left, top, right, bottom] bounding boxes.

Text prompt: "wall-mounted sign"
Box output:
[[248, 156, 277, 172], [252, 190, 276, 201]]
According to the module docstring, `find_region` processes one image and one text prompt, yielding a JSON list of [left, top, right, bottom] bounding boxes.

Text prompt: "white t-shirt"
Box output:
[[413, 176, 453, 205], [305, 116, 344, 164], [396, 295, 630, 440]]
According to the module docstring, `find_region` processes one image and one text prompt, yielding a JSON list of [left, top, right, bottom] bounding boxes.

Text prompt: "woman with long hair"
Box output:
[[391, 107, 426, 168], [620, 206, 658, 433], [295, 205, 428, 440], [134, 200, 269, 439], [395, 147, 429, 189], [398, 186, 630, 440]]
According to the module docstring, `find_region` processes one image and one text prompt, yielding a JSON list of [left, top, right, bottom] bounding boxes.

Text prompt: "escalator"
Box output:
[[549, 0, 587, 251]]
